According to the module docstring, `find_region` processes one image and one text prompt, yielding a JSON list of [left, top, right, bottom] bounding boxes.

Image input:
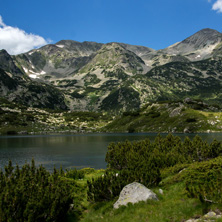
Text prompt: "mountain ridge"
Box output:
[[1, 28, 222, 112]]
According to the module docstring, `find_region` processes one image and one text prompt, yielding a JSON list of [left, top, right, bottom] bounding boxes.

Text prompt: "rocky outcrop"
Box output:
[[0, 50, 67, 110], [185, 211, 222, 222], [161, 28, 222, 61], [113, 182, 158, 209]]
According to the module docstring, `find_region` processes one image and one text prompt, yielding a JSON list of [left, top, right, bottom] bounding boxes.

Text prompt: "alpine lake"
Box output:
[[1, 133, 222, 172]]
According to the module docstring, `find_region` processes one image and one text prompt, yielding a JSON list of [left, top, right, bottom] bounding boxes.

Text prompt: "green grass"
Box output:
[[71, 160, 222, 222], [103, 101, 222, 133], [80, 176, 203, 222], [66, 168, 106, 222]]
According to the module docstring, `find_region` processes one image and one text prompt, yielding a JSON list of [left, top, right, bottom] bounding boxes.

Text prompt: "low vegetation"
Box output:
[[1, 97, 222, 135], [0, 160, 74, 222], [104, 100, 222, 133], [0, 98, 112, 135], [1, 134, 222, 221]]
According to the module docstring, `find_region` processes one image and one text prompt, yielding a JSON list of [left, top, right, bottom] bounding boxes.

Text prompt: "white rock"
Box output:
[[159, 189, 163, 195], [204, 211, 216, 218], [113, 182, 158, 209]]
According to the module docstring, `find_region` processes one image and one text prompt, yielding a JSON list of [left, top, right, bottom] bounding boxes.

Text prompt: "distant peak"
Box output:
[[181, 28, 222, 46], [200, 28, 220, 32], [55, 40, 80, 45], [0, 49, 10, 55], [196, 28, 221, 35], [55, 40, 103, 45]]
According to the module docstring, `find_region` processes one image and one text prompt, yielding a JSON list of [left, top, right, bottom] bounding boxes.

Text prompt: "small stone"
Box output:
[[179, 168, 186, 174], [184, 98, 193, 104], [204, 211, 216, 218], [159, 189, 163, 195], [184, 127, 192, 133]]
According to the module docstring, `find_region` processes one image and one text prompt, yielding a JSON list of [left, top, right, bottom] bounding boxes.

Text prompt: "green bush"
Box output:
[[88, 134, 222, 203], [65, 168, 85, 179], [105, 134, 222, 171], [145, 110, 161, 118], [185, 157, 222, 203], [0, 160, 74, 222], [186, 117, 197, 123], [87, 167, 160, 202], [79, 168, 95, 175]]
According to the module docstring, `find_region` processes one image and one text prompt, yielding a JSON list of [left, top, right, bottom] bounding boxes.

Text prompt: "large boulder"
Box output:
[[113, 182, 158, 209]]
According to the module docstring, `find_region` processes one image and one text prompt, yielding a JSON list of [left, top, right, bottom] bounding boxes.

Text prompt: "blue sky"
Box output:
[[0, 0, 222, 54]]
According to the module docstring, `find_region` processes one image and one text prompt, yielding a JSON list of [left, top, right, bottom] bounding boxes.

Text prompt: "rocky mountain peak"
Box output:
[[54, 40, 103, 57], [0, 49, 9, 55], [181, 28, 222, 47], [118, 43, 155, 57], [79, 41, 147, 75], [0, 49, 23, 76], [196, 28, 221, 34], [160, 28, 222, 61]]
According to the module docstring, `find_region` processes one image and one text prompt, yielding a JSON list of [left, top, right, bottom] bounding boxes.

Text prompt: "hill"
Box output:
[[0, 98, 222, 135]]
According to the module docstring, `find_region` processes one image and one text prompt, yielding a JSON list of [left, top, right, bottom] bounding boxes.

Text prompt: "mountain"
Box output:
[[14, 41, 102, 79], [161, 28, 222, 60], [1, 28, 222, 112], [0, 50, 67, 109]]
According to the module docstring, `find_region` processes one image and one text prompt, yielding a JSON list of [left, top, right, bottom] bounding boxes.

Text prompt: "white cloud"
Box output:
[[212, 0, 222, 13], [0, 16, 49, 55]]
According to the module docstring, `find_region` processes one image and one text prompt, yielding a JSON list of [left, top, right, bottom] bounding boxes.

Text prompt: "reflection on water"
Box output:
[[0, 133, 222, 171]]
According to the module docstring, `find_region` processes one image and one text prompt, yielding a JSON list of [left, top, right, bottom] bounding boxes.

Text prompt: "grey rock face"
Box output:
[[118, 43, 155, 57], [113, 182, 158, 209], [0, 51, 67, 110], [184, 98, 193, 104], [0, 50, 24, 76], [55, 40, 103, 57], [160, 28, 222, 61], [185, 211, 222, 222], [180, 28, 222, 50]]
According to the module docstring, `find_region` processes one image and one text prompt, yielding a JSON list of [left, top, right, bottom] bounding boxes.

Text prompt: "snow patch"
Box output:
[[29, 51, 34, 55], [195, 55, 201, 59], [22, 67, 28, 73], [29, 74, 39, 79], [27, 70, 46, 79], [40, 70, 46, 75], [56, 45, 65, 48], [6, 72, 12, 78]]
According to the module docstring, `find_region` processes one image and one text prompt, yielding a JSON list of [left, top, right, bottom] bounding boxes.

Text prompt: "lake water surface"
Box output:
[[1, 133, 222, 171]]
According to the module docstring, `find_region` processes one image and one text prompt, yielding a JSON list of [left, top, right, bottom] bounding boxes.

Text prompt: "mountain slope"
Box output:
[[161, 28, 222, 61], [0, 28, 222, 112], [0, 50, 67, 109], [104, 100, 222, 133], [129, 58, 222, 105]]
